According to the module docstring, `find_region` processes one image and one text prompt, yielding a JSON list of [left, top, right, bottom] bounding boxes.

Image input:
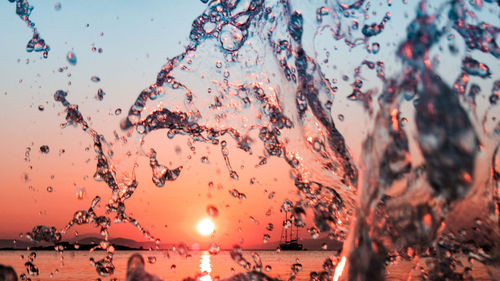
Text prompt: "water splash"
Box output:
[[8, 0, 50, 58], [11, 0, 500, 280]]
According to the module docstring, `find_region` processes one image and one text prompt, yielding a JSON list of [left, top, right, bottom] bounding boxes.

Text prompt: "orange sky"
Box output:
[[3, 0, 497, 252], [0, 0, 363, 249]]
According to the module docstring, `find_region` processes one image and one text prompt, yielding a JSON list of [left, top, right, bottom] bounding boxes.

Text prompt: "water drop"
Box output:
[[372, 42, 380, 54], [66, 51, 77, 65], [201, 156, 209, 164], [308, 227, 319, 239], [96, 89, 105, 101], [46, 186, 53, 192], [219, 24, 244, 52], [147, 256, 156, 264], [114, 108, 122, 115], [230, 170, 239, 180], [291, 263, 303, 273], [91, 76, 101, 82], [263, 234, 270, 243], [25, 261, 39, 276], [401, 117, 408, 126], [38, 105, 44, 111], [316, 7, 329, 23], [208, 243, 220, 255], [76, 188, 85, 200], [268, 191, 275, 199], [206, 205, 218, 217], [40, 145, 50, 154], [462, 56, 491, 78]]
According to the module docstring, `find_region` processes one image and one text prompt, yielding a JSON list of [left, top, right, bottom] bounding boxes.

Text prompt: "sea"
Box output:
[[1, 250, 498, 281], [0, 250, 335, 281]]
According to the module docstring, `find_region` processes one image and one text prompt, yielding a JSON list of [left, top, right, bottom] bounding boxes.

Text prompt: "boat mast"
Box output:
[[284, 210, 288, 242], [296, 222, 298, 241]]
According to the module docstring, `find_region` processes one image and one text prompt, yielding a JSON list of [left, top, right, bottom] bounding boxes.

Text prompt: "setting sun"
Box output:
[[197, 218, 215, 236]]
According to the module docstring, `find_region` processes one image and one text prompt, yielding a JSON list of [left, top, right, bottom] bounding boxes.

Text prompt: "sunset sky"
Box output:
[[1, 0, 498, 251], [0, 0, 315, 249]]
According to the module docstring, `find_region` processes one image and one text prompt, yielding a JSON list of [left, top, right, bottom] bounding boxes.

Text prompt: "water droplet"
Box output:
[[76, 188, 85, 200], [147, 256, 156, 264], [316, 7, 329, 23], [462, 56, 491, 78], [96, 89, 105, 101], [114, 108, 122, 115], [401, 117, 408, 126], [268, 191, 275, 199], [263, 234, 270, 243], [220, 24, 244, 52], [308, 227, 319, 239], [25, 261, 39, 276], [291, 263, 303, 273], [66, 51, 77, 65], [208, 243, 220, 255], [338, 114, 344, 121], [265, 265, 272, 272], [230, 170, 239, 180], [238, 193, 246, 200], [91, 76, 101, 82], [38, 105, 44, 111], [206, 205, 218, 217], [201, 156, 209, 164], [362, 13, 390, 37], [40, 145, 50, 153], [372, 42, 380, 54], [46, 186, 53, 192]]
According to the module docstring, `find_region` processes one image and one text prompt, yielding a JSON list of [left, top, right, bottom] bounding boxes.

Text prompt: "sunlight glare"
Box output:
[[197, 218, 215, 236], [333, 256, 346, 281]]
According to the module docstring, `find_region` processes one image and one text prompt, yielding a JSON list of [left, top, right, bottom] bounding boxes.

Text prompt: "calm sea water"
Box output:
[[0, 250, 337, 281], [1, 250, 499, 280]]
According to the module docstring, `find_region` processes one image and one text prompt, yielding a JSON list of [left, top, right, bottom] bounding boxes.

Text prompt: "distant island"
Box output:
[[0, 236, 342, 252]]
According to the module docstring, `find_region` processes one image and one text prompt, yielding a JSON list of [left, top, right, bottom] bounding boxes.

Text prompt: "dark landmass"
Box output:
[[0, 237, 342, 252], [0, 238, 147, 251]]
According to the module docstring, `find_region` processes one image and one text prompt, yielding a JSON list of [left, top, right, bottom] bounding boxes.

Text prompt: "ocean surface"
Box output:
[[0, 250, 337, 281], [1, 250, 498, 281]]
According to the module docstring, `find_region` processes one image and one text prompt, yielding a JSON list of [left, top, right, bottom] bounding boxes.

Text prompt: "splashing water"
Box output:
[[8, 0, 500, 280], [8, 0, 50, 58]]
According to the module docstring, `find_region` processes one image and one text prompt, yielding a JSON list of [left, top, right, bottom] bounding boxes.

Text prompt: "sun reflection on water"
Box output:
[[199, 251, 212, 281]]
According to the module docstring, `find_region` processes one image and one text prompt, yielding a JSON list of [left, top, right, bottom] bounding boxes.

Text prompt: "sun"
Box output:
[[197, 218, 215, 236]]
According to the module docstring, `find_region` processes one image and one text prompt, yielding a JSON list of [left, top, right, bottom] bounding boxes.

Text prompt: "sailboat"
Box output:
[[279, 211, 303, 251]]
